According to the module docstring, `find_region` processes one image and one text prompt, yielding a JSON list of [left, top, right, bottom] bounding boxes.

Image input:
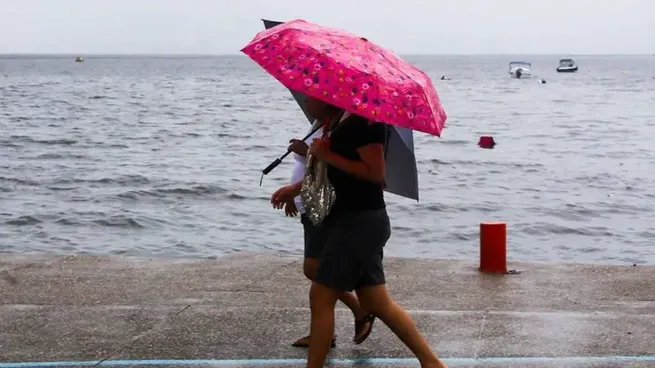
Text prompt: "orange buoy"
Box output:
[[478, 136, 496, 149], [479, 222, 507, 273]]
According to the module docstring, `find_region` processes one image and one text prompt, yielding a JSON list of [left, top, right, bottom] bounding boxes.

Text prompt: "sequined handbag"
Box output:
[[300, 151, 336, 225], [299, 112, 347, 225]]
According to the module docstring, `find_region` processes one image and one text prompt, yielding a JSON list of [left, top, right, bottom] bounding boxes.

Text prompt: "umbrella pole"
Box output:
[[259, 120, 327, 186]]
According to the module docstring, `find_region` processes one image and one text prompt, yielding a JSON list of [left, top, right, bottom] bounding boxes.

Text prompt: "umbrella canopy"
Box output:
[[243, 18, 447, 137], [261, 18, 420, 201]]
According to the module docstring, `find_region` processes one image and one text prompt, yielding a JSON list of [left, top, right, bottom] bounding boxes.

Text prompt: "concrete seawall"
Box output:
[[0, 253, 654, 367]]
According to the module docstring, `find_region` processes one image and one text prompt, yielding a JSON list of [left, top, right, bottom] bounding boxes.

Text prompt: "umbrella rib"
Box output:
[[374, 48, 443, 131]]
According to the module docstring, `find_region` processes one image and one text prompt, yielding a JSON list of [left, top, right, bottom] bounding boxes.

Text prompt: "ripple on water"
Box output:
[[1, 55, 654, 265]]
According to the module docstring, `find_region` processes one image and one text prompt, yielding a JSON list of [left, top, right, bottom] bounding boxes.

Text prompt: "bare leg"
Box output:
[[356, 284, 448, 368], [293, 257, 372, 347], [304, 258, 367, 319], [306, 281, 339, 368], [293, 258, 372, 346]]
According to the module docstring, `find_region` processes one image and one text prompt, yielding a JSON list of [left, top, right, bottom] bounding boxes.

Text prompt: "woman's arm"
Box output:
[[322, 143, 385, 183], [315, 118, 387, 183], [271, 181, 302, 208]]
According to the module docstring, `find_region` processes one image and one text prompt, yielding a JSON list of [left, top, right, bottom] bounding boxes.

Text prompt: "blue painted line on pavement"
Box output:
[[0, 355, 655, 367]]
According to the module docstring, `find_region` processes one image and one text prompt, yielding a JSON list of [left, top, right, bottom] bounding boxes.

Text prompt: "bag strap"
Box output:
[[322, 110, 349, 137]]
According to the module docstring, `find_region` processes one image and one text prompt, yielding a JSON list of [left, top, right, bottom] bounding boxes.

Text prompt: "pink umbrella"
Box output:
[[240, 19, 447, 137]]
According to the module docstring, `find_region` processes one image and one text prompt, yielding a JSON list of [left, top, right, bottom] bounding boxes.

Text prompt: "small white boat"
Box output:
[[556, 58, 578, 72], [508, 61, 531, 78]]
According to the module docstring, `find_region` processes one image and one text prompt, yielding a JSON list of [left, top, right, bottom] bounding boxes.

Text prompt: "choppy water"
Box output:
[[1, 55, 654, 264]]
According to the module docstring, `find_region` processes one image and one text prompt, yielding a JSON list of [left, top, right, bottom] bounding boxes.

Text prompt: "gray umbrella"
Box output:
[[261, 19, 419, 201]]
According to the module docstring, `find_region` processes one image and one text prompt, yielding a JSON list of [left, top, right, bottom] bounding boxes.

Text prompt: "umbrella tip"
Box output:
[[478, 136, 496, 149], [360, 37, 368, 42]]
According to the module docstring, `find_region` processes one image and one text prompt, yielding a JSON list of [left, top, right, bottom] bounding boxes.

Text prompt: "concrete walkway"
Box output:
[[0, 253, 653, 367]]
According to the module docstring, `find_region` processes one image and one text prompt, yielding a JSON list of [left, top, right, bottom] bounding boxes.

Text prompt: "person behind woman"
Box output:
[[271, 97, 448, 368], [280, 107, 376, 348]]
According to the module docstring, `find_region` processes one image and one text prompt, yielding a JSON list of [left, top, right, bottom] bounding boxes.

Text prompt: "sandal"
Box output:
[[291, 335, 336, 348], [353, 314, 375, 345]]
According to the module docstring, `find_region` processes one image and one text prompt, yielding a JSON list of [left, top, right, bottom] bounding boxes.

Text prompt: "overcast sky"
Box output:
[[1, 0, 653, 54]]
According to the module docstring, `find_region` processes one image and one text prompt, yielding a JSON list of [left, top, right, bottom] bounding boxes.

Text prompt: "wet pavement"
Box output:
[[0, 253, 653, 367]]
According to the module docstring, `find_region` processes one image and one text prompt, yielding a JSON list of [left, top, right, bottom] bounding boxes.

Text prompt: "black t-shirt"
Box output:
[[327, 113, 387, 215]]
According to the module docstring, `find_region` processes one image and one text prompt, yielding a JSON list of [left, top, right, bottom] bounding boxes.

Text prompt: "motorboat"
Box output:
[[556, 58, 578, 72], [508, 61, 532, 78], [75, 57, 84, 62]]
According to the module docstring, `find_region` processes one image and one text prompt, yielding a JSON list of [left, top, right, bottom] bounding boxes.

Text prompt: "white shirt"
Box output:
[[290, 112, 350, 214], [290, 121, 323, 214]]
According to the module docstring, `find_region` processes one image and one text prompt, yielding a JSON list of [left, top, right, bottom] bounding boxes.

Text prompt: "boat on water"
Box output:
[[75, 57, 84, 62], [508, 61, 532, 78], [556, 58, 578, 72]]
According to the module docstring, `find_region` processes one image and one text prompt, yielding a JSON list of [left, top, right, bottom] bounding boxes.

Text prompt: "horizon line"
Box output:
[[0, 52, 652, 57]]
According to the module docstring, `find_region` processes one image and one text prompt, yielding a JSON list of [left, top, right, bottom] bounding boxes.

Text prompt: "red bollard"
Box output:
[[479, 222, 507, 273]]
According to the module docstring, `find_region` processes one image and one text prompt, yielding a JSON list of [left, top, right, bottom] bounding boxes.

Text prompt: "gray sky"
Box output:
[[1, 0, 653, 54]]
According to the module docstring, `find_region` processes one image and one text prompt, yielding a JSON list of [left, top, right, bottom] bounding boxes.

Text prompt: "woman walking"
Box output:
[[271, 97, 447, 368], [282, 113, 375, 348]]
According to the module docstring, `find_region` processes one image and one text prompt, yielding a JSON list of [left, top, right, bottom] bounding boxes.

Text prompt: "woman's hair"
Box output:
[[324, 102, 340, 115], [325, 107, 347, 131]]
